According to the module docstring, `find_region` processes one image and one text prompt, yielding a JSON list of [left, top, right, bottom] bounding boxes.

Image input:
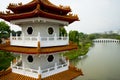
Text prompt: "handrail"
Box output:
[[12, 65, 38, 73], [10, 32, 69, 47], [12, 62, 68, 74], [11, 59, 69, 78], [10, 32, 68, 41], [11, 36, 68, 41], [41, 61, 69, 74]]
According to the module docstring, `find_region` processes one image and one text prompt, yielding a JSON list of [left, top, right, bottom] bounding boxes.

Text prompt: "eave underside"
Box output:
[[0, 41, 77, 54]]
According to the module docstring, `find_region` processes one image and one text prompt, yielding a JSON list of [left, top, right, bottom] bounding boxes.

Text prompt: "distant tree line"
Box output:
[[60, 28, 120, 44], [60, 28, 120, 59]]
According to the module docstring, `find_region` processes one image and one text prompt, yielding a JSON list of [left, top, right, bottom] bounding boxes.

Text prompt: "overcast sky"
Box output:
[[0, 0, 120, 33]]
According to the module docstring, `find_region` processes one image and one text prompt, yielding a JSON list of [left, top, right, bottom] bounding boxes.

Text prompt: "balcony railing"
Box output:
[[11, 59, 69, 78], [10, 33, 69, 47]]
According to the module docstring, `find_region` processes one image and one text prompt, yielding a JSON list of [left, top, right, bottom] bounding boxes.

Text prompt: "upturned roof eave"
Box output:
[[40, 0, 71, 14], [0, 6, 79, 23], [7, 0, 39, 13], [7, 0, 71, 14]]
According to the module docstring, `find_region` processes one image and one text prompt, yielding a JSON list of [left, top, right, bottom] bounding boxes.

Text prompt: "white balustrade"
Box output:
[[11, 63, 39, 78], [11, 59, 69, 79], [10, 32, 69, 47], [40, 60, 69, 78]]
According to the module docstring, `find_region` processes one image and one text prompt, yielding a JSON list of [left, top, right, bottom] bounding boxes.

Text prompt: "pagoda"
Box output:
[[0, 0, 83, 80]]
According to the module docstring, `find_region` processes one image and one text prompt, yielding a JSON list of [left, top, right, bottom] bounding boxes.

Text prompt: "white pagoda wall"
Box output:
[[21, 23, 60, 37], [22, 53, 61, 70]]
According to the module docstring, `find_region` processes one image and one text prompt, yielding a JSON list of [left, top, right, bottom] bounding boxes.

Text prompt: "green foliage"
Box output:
[[0, 21, 10, 33], [0, 21, 10, 39], [0, 51, 15, 70], [64, 30, 120, 60], [63, 42, 91, 59], [63, 30, 93, 59], [88, 34, 96, 40], [79, 32, 86, 41], [59, 27, 67, 37], [88, 33, 120, 40], [69, 30, 79, 43]]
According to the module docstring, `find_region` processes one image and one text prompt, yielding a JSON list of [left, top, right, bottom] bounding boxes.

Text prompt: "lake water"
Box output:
[[72, 42, 120, 80]]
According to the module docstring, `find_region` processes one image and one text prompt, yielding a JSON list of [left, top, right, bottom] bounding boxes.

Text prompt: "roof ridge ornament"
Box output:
[[18, 2, 22, 6], [6, 11, 11, 14], [9, 3, 18, 7], [59, 5, 70, 10], [0, 11, 5, 15]]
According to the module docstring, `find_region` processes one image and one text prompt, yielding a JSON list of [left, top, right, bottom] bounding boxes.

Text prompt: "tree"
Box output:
[[79, 32, 87, 41], [0, 21, 10, 38], [69, 30, 79, 43], [59, 27, 67, 37], [88, 34, 96, 40], [0, 51, 15, 70]]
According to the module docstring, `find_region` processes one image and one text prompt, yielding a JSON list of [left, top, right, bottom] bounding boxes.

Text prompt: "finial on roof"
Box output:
[[0, 11, 5, 15], [6, 11, 10, 14], [18, 2, 22, 6], [59, 5, 70, 10], [9, 3, 17, 6]]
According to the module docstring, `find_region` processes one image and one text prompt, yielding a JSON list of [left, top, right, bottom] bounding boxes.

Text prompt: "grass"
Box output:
[[63, 42, 92, 60]]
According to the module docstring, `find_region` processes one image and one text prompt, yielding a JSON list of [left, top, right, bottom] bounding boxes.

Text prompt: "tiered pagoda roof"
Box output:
[[0, 0, 79, 23]]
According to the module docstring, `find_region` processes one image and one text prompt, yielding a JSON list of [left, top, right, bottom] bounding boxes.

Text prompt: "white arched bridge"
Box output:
[[93, 39, 120, 43]]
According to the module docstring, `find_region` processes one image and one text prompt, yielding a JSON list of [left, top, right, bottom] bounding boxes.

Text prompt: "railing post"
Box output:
[[10, 33, 12, 41], [22, 63, 25, 70], [30, 69, 33, 72], [55, 63, 57, 70], [38, 32, 40, 41], [54, 33, 57, 40], [67, 33, 69, 40], [11, 61, 13, 68], [38, 66, 41, 74], [20, 54, 22, 60], [22, 32, 24, 42], [16, 33, 18, 40], [67, 33, 69, 44]]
